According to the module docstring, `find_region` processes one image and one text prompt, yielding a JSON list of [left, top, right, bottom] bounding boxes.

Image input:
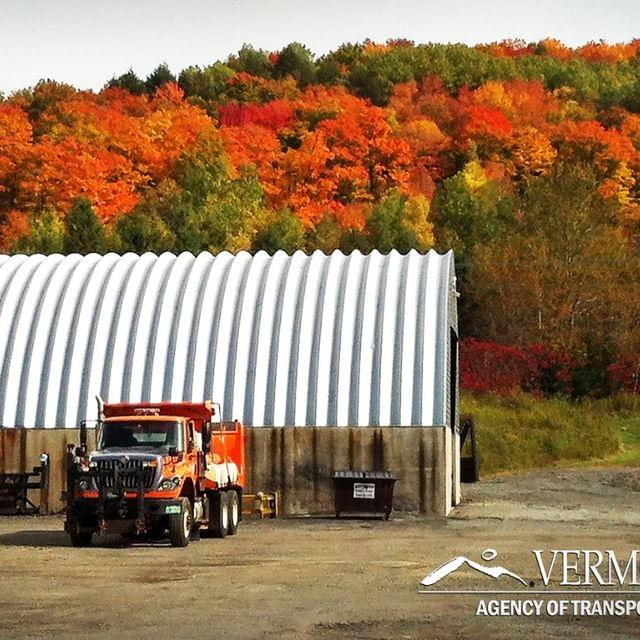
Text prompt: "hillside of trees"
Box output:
[[1, 39, 639, 396]]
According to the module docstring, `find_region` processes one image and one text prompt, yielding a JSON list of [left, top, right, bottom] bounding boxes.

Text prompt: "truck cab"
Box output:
[[65, 400, 245, 547]]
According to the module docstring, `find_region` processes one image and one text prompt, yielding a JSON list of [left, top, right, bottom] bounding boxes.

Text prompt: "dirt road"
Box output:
[[0, 467, 639, 639]]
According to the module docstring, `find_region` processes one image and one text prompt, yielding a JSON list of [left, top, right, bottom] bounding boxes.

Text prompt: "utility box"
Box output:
[[332, 470, 396, 520]]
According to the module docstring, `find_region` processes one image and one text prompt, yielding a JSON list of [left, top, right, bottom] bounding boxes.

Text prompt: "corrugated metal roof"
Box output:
[[0, 250, 456, 428]]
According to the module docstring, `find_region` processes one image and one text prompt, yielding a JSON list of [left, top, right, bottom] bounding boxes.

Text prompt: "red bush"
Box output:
[[608, 356, 640, 394], [459, 338, 527, 394], [460, 338, 576, 396]]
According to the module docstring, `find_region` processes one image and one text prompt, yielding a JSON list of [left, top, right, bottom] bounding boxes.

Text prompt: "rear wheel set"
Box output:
[[209, 489, 240, 538]]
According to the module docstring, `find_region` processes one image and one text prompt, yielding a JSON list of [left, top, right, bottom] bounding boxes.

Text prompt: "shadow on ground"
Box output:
[[0, 530, 170, 548]]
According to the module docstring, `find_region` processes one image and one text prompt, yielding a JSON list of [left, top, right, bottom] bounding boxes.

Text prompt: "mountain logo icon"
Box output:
[[421, 549, 533, 587]]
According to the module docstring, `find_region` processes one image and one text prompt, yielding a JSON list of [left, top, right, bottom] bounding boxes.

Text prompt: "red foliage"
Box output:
[[460, 338, 527, 394], [460, 338, 575, 396], [521, 344, 574, 395], [219, 100, 294, 131], [608, 356, 640, 394], [459, 105, 513, 143]]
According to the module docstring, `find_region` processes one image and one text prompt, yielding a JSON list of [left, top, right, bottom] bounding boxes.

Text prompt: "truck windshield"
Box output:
[[98, 421, 182, 452]]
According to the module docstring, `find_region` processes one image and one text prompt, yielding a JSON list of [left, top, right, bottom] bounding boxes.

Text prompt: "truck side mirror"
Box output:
[[203, 422, 212, 451], [80, 420, 88, 447]]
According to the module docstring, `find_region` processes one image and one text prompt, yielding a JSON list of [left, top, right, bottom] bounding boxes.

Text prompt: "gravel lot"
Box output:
[[0, 467, 639, 639]]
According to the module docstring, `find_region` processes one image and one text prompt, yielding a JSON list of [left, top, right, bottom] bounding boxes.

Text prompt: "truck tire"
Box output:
[[210, 490, 229, 538], [227, 490, 239, 536], [168, 497, 192, 547], [69, 530, 93, 547]]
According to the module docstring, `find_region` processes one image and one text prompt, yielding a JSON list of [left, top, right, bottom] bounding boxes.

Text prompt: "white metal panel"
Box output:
[[148, 252, 194, 401], [0, 249, 456, 428], [270, 251, 306, 426], [333, 252, 362, 426], [62, 253, 121, 427], [420, 254, 441, 425], [168, 252, 215, 401], [1, 255, 64, 427], [313, 251, 344, 426], [80, 253, 139, 425]]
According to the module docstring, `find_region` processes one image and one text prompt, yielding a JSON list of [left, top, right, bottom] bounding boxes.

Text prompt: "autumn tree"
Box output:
[[107, 69, 146, 95], [114, 204, 176, 254], [273, 43, 316, 87], [253, 208, 305, 254], [10, 211, 65, 255], [366, 192, 433, 252], [178, 63, 234, 101], [0, 105, 32, 213], [63, 198, 107, 254], [469, 162, 640, 394], [228, 45, 273, 78], [145, 63, 177, 93], [432, 161, 515, 259]]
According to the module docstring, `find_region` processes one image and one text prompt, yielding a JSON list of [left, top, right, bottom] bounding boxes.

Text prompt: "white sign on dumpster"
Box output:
[[353, 482, 375, 499]]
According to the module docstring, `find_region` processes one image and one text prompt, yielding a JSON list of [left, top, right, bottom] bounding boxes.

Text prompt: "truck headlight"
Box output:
[[160, 477, 180, 491], [78, 478, 90, 490]]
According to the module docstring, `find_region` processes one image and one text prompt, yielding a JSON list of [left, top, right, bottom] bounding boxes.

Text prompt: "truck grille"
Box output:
[[95, 459, 157, 490]]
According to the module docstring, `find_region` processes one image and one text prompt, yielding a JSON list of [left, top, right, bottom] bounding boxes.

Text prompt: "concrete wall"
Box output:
[[245, 426, 452, 516], [1, 425, 454, 517]]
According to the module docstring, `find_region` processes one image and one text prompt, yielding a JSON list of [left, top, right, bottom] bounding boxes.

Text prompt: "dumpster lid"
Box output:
[[332, 470, 396, 480]]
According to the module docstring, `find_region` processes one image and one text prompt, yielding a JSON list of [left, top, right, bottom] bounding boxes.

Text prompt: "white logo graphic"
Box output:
[[421, 548, 529, 587]]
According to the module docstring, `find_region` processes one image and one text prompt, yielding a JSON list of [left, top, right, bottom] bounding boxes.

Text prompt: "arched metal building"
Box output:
[[0, 249, 460, 515], [0, 249, 457, 429]]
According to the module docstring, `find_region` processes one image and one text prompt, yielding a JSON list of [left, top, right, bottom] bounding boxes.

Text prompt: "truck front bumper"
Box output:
[[65, 497, 184, 536]]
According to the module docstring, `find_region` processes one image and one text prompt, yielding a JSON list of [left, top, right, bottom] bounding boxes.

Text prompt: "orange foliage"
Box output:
[[3, 47, 640, 239], [20, 137, 140, 221], [3, 83, 217, 220], [552, 120, 639, 170], [220, 124, 284, 197], [536, 39, 572, 60], [0, 105, 32, 192], [221, 98, 414, 226], [459, 104, 513, 151], [512, 128, 557, 176], [390, 77, 459, 131], [0, 210, 30, 251], [477, 39, 535, 58], [462, 81, 559, 129], [294, 86, 365, 124], [576, 40, 640, 63]]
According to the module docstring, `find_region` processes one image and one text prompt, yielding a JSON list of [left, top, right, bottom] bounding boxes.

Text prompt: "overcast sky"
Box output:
[[0, 0, 639, 94]]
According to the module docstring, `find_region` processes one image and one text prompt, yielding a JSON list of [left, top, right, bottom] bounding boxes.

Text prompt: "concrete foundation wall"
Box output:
[[1, 426, 454, 517], [245, 426, 452, 516]]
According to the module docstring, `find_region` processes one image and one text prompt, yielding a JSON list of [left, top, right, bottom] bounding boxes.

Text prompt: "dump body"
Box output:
[[64, 400, 245, 547]]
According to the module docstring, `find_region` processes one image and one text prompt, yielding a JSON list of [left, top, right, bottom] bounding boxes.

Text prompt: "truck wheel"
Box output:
[[168, 497, 192, 548], [227, 490, 239, 536], [210, 490, 229, 538], [69, 530, 93, 547]]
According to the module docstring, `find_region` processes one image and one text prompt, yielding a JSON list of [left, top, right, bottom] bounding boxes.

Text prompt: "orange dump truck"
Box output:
[[64, 400, 245, 547]]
